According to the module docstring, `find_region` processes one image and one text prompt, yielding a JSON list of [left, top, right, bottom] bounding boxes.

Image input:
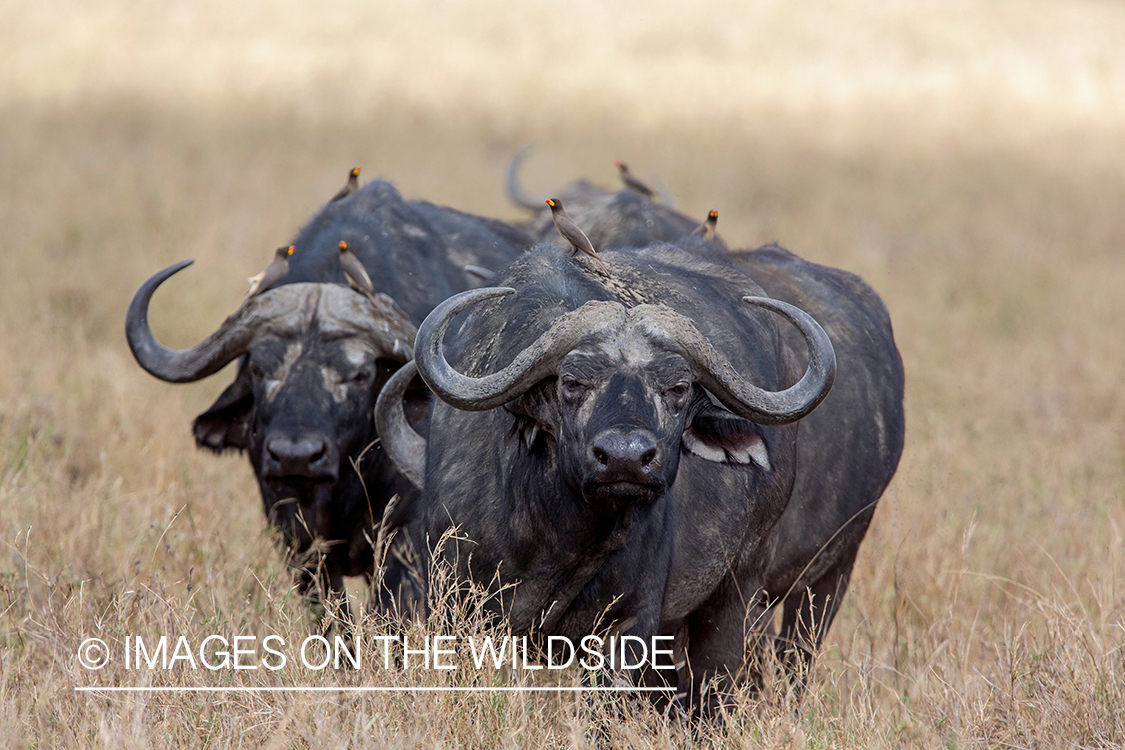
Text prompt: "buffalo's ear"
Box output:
[[505, 378, 559, 447], [682, 396, 771, 471], [192, 358, 254, 453]]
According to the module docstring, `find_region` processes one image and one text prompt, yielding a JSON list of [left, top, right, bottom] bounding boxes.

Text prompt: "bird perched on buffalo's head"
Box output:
[[339, 241, 375, 295], [247, 245, 294, 297], [689, 209, 719, 240], [546, 198, 609, 275], [330, 167, 361, 202], [613, 160, 656, 199]]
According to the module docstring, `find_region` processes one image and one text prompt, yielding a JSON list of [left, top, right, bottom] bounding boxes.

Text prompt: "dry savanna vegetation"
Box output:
[[2, 0, 1124, 746]]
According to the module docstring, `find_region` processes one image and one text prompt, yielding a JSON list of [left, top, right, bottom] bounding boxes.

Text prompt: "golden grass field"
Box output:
[[2, 0, 1124, 746]]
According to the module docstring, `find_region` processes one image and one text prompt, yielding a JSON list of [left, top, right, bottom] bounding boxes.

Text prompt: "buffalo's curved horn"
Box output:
[[374, 361, 426, 490], [505, 145, 544, 211], [635, 297, 836, 425], [126, 260, 266, 383], [127, 261, 416, 383], [463, 264, 496, 282], [414, 287, 627, 411]]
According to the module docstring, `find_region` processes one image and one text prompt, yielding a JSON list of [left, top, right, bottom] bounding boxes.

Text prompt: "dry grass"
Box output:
[[2, 1, 1124, 746]]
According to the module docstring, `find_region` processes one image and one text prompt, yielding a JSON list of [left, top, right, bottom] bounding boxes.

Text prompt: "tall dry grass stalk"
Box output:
[[1, 1, 1123, 746]]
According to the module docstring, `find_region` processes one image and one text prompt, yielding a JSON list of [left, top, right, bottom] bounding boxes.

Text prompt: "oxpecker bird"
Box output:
[[339, 241, 374, 295], [330, 167, 361, 202], [546, 198, 609, 275], [690, 209, 719, 240], [248, 245, 294, 297], [614, 161, 656, 199]]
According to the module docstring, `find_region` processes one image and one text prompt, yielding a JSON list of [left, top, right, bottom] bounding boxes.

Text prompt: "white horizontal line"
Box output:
[[76, 686, 675, 693]]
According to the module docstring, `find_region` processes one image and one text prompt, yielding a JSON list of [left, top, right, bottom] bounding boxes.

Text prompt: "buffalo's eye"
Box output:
[[665, 383, 689, 398], [249, 362, 265, 381], [349, 370, 373, 387], [561, 379, 588, 398]]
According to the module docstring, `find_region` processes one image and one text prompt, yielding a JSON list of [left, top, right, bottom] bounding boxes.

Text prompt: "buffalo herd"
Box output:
[[126, 156, 904, 716]]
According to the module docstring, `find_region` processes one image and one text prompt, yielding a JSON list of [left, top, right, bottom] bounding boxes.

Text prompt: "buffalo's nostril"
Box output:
[[266, 435, 334, 478], [591, 430, 659, 482]]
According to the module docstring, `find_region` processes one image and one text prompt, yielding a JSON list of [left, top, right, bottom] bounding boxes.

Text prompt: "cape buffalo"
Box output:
[[510, 163, 904, 679], [376, 242, 847, 713], [508, 163, 906, 686], [125, 178, 532, 622]]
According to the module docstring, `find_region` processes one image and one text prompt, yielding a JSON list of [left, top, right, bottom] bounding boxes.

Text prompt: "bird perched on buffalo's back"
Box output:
[[690, 209, 719, 240], [330, 167, 361, 202], [613, 161, 656, 200], [545, 198, 609, 275], [247, 245, 294, 297], [339, 241, 375, 295]]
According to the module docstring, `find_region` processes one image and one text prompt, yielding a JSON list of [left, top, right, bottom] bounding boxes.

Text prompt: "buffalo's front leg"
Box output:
[[682, 577, 761, 719]]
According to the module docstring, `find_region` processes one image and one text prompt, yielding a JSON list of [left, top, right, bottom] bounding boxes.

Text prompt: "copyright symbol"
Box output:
[[77, 638, 110, 670]]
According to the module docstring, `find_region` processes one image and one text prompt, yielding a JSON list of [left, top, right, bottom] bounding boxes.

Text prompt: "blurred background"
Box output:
[[1, 1, 1123, 746]]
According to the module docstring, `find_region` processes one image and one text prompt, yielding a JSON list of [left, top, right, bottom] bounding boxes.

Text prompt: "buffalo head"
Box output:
[[126, 260, 416, 584], [380, 286, 835, 513]]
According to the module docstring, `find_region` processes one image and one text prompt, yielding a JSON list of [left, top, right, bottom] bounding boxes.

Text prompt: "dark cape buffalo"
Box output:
[[125, 178, 532, 621], [376, 242, 850, 714], [508, 160, 906, 686]]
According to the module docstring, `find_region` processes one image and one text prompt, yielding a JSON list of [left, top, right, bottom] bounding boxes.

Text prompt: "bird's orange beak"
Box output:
[[351, 167, 360, 177], [287, 245, 295, 255], [545, 199, 555, 207], [339, 241, 348, 250], [709, 210, 718, 219]]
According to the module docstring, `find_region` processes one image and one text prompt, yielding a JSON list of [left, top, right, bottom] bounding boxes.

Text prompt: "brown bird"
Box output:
[[546, 198, 608, 275], [248, 245, 294, 297], [330, 167, 361, 202], [613, 160, 656, 199], [690, 209, 719, 240], [339, 241, 374, 295]]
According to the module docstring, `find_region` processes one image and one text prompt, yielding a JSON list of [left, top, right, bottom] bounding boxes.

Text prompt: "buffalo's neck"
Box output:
[[499, 443, 651, 633], [423, 407, 659, 634], [509, 445, 633, 554]]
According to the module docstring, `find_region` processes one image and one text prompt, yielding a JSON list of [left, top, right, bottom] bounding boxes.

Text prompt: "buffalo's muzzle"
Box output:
[[265, 433, 339, 480], [590, 429, 660, 485]]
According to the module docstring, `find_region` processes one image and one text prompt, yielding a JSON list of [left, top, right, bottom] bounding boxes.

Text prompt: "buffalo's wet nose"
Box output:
[[591, 430, 659, 481], [267, 435, 330, 477]]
